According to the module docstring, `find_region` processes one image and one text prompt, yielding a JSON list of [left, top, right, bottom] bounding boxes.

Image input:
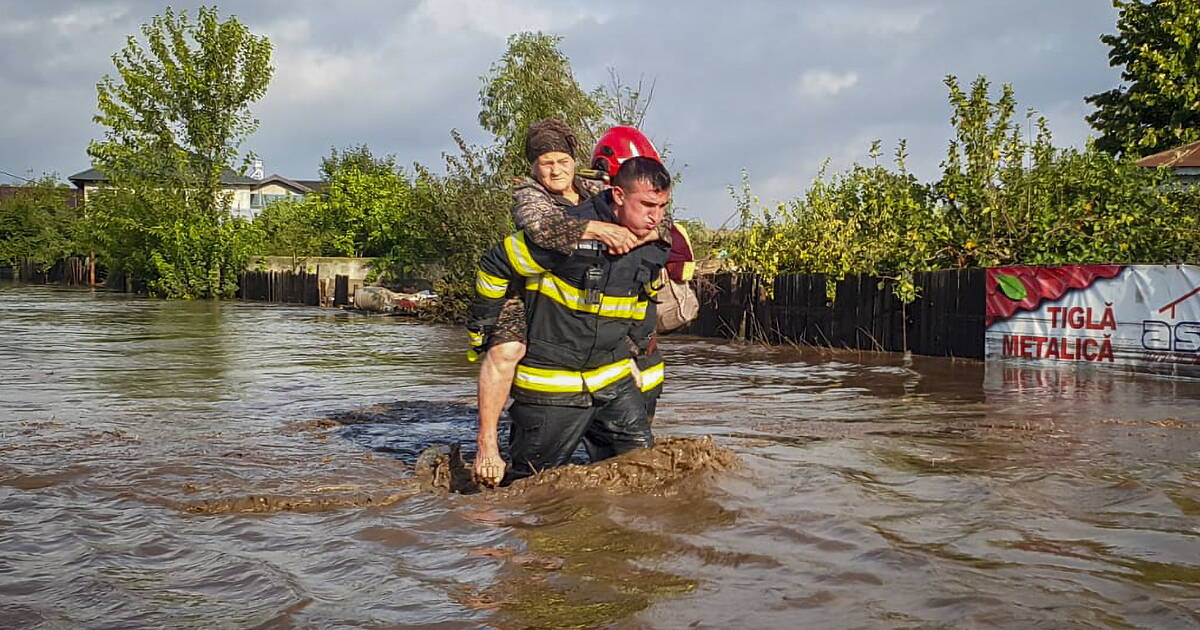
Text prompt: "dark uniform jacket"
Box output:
[[468, 190, 670, 407]]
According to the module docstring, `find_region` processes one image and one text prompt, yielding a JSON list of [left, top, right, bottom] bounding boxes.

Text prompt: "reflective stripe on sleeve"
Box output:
[[639, 361, 664, 392], [680, 261, 696, 282], [466, 329, 486, 363], [474, 269, 508, 298], [503, 232, 548, 276]]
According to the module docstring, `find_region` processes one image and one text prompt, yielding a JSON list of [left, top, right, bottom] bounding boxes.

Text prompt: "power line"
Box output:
[[0, 166, 34, 181]]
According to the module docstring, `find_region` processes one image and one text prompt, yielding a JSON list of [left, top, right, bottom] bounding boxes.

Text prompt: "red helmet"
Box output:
[[591, 126, 661, 177]]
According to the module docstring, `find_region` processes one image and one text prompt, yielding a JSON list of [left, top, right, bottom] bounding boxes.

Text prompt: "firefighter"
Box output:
[[468, 156, 673, 485], [587, 128, 697, 426], [475, 124, 677, 475], [474, 121, 646, 467]]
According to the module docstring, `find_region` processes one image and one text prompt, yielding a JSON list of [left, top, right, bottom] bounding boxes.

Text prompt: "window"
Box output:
[[251, 192, 297, 208]]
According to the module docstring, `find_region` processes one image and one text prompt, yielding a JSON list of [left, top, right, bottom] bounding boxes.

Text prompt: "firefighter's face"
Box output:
[[612, 179, 670, 237], [534, 151, 576, 195]]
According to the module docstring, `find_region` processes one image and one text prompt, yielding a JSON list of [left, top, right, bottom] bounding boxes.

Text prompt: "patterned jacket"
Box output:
[[511, 174, 604, 254], [512, 171, 672, 254]]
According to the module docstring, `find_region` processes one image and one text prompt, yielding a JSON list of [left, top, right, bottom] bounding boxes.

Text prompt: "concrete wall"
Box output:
[[248, 256, 375, 281]]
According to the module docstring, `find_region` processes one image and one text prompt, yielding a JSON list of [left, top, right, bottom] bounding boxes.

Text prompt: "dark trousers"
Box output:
[[643, 386, 660, 424], [506, 378, 652, 482]]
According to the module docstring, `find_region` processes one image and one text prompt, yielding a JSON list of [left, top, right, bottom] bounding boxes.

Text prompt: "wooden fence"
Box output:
[[235, 270, 365, 307], [237, 270, 322, 306], [2, 257, 92, 286], [686, 270, 986, 359]]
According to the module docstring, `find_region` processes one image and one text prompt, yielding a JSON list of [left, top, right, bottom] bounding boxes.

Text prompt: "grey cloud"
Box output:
[[0, 1, 1121, 224]]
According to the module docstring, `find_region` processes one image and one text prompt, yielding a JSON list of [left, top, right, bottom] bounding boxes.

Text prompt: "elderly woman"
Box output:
[[473, 119, 649, 484]]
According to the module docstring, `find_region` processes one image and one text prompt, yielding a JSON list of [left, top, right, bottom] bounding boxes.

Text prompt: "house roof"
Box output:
[[68, 167, 260, 187], [1136, 140, 1200, 168], [293, 179, 327, 192], [257, 174, 319, 194]]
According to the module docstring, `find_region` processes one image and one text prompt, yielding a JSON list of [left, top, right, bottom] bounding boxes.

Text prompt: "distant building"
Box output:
[[1136, 140, 1200, 187], [67, 167, 324, 220], [0, 184, 82, 207]]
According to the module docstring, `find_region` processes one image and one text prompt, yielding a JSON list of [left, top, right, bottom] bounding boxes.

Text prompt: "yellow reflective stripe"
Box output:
[[475, 269, 508, 298], [513, 359, 633, 394], [680, 260, 696, 282], [640, 362, 664, 392], [526, 274, 646, 320], [503, 232, 547, 276], [583, 359, 633, 391], [647, 271, 663, 297], [601, 299, 646, 320], [514, 364, 586, 393], [466, 330, 486, 363], [671, 223, 697, 281]]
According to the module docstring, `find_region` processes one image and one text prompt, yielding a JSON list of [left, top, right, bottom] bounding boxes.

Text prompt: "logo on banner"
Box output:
[[1142, 285, 1200, 354]]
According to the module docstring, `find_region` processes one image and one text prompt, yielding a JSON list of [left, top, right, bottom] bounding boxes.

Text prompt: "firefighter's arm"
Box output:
[[465, 231, 564, 360]]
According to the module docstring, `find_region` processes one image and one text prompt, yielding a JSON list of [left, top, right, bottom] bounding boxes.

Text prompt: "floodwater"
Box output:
[[2, 283, 1200, 629]]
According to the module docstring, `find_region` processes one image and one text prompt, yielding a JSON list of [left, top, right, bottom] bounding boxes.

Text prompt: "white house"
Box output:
[[68, 166, 323, 220], [1136, 140, 1200, 187]]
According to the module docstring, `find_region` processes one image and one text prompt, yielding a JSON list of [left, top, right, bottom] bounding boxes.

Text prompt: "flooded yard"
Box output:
[[2, 283, 1199, 628]]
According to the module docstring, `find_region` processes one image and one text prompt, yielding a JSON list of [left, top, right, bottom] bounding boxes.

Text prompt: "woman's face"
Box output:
[[534, 151, 576, 195]]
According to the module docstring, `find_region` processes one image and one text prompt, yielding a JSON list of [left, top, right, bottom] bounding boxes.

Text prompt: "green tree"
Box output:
[[86, 6, 273, 298], [254, 145, 436, 268], [478, 32, 605, 175], [318, 145, 419, 258], [0, 177, 84, 270], [408, 133, 512, 319], [1086, 0, 1200, 157], [253, 196, 325, 259]]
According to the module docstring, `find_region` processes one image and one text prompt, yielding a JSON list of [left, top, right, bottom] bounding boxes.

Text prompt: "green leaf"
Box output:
[[995, 273, 1027, 301]]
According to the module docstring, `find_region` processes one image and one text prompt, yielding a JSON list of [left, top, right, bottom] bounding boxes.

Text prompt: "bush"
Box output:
[[723, 75, 1200, 301], [0, 177, 84, 271]]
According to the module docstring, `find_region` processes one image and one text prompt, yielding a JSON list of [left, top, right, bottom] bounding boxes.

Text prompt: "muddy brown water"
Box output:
[[2, 283, 1200, 629]]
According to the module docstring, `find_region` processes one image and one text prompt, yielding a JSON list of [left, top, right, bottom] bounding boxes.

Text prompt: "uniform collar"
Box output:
[[594, 189, 618, 223]]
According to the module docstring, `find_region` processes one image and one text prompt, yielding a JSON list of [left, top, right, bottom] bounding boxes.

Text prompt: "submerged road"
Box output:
[[2, 283, 1199, 628]]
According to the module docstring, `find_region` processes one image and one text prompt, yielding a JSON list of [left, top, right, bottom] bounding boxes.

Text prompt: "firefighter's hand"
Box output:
[[584, 221, 638, 255], [629, 361, 644, 390], [474, 448, 506, 487]]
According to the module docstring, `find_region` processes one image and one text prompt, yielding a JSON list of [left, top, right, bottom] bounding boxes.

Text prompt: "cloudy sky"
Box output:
[[0, 1, 1123, 225]]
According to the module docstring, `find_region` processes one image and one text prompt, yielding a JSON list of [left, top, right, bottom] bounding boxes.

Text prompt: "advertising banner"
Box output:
[[985, 265, 1200, 377]]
